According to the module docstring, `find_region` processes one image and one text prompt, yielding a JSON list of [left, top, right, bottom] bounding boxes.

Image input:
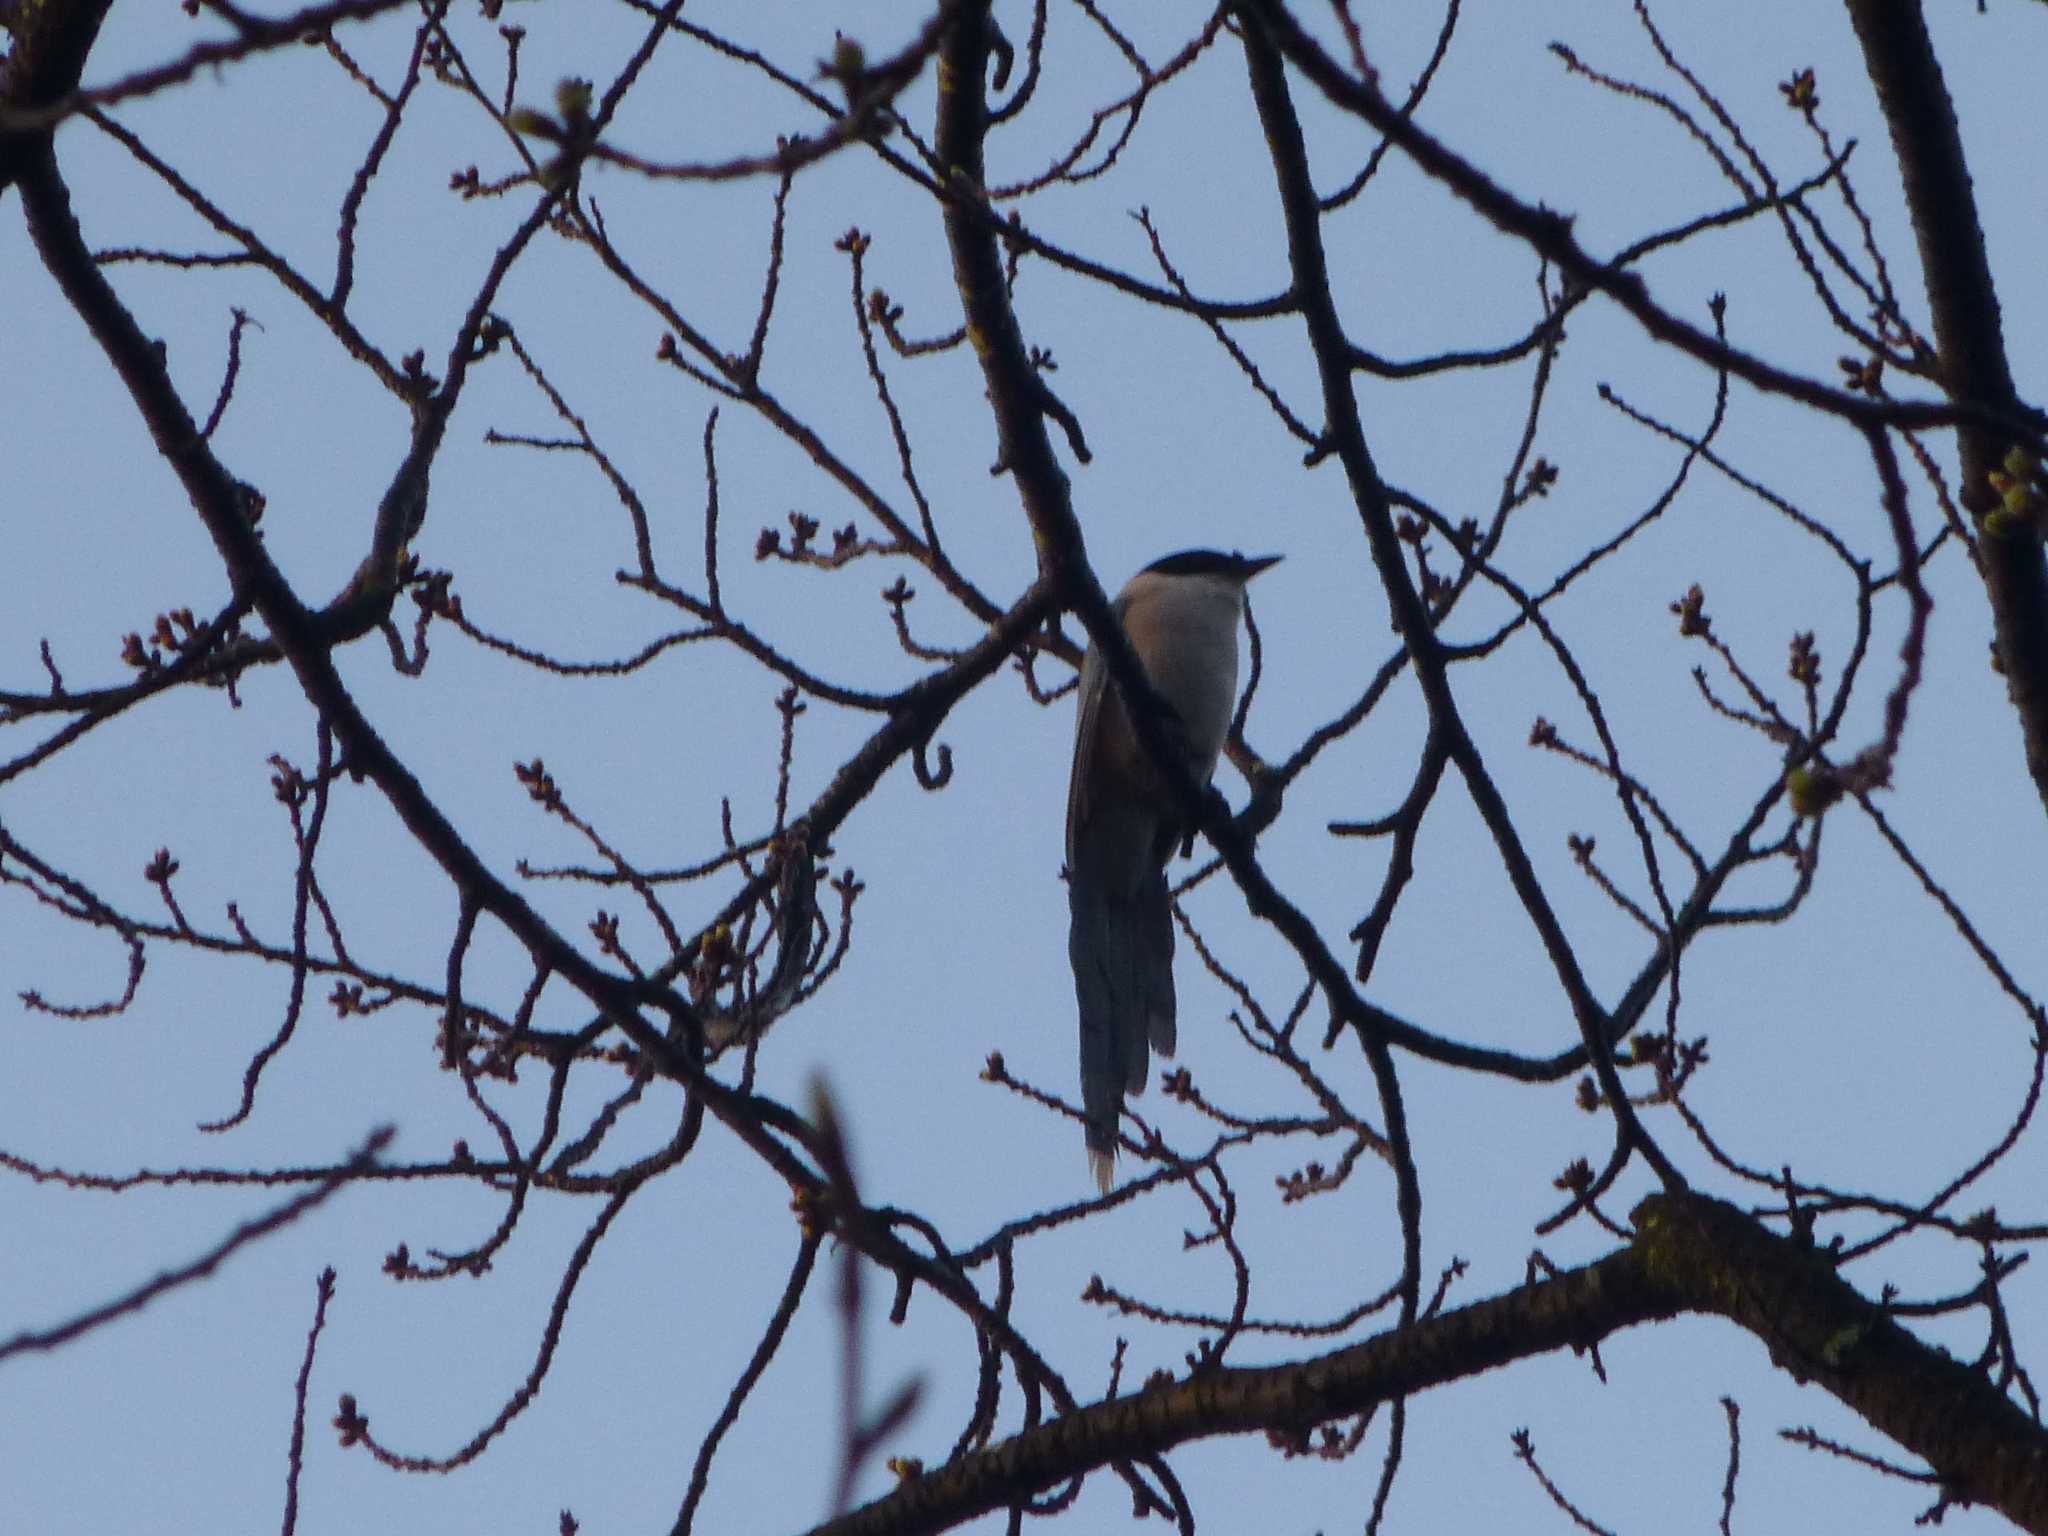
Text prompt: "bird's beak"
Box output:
[[1243, 554, 1282, 578]]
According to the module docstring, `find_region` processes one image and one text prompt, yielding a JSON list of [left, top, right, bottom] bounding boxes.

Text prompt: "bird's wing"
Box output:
[[1064, 592, 1131, 867]]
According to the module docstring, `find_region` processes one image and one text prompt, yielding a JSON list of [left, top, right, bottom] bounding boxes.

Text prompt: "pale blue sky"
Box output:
[[4, 4, 2045, 1533]]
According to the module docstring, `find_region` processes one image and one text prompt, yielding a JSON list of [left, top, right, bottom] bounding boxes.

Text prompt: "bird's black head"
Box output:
[[1140, 549, 1282, 582]]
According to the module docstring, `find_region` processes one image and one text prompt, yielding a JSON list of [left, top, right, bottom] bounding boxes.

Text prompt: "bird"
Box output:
[[1064, 549, 1280, 1192]]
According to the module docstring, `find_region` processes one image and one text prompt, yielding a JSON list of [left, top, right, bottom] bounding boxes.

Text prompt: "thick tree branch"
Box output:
[[1842, 0, 2048, 811], [0, 0, 114, 193], [815, 1194, 2048, 1536]]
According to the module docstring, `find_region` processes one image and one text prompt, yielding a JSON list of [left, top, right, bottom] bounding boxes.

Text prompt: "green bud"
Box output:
[[1786, 766, 1842, 818], [555, 77, 593, 121]]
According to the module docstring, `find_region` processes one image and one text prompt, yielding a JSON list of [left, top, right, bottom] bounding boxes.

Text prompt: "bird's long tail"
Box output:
[[1069, 864, 1176, 1193]]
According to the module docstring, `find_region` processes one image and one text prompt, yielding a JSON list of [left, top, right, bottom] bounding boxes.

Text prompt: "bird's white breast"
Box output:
[[1120, 571, 1244, 780]]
